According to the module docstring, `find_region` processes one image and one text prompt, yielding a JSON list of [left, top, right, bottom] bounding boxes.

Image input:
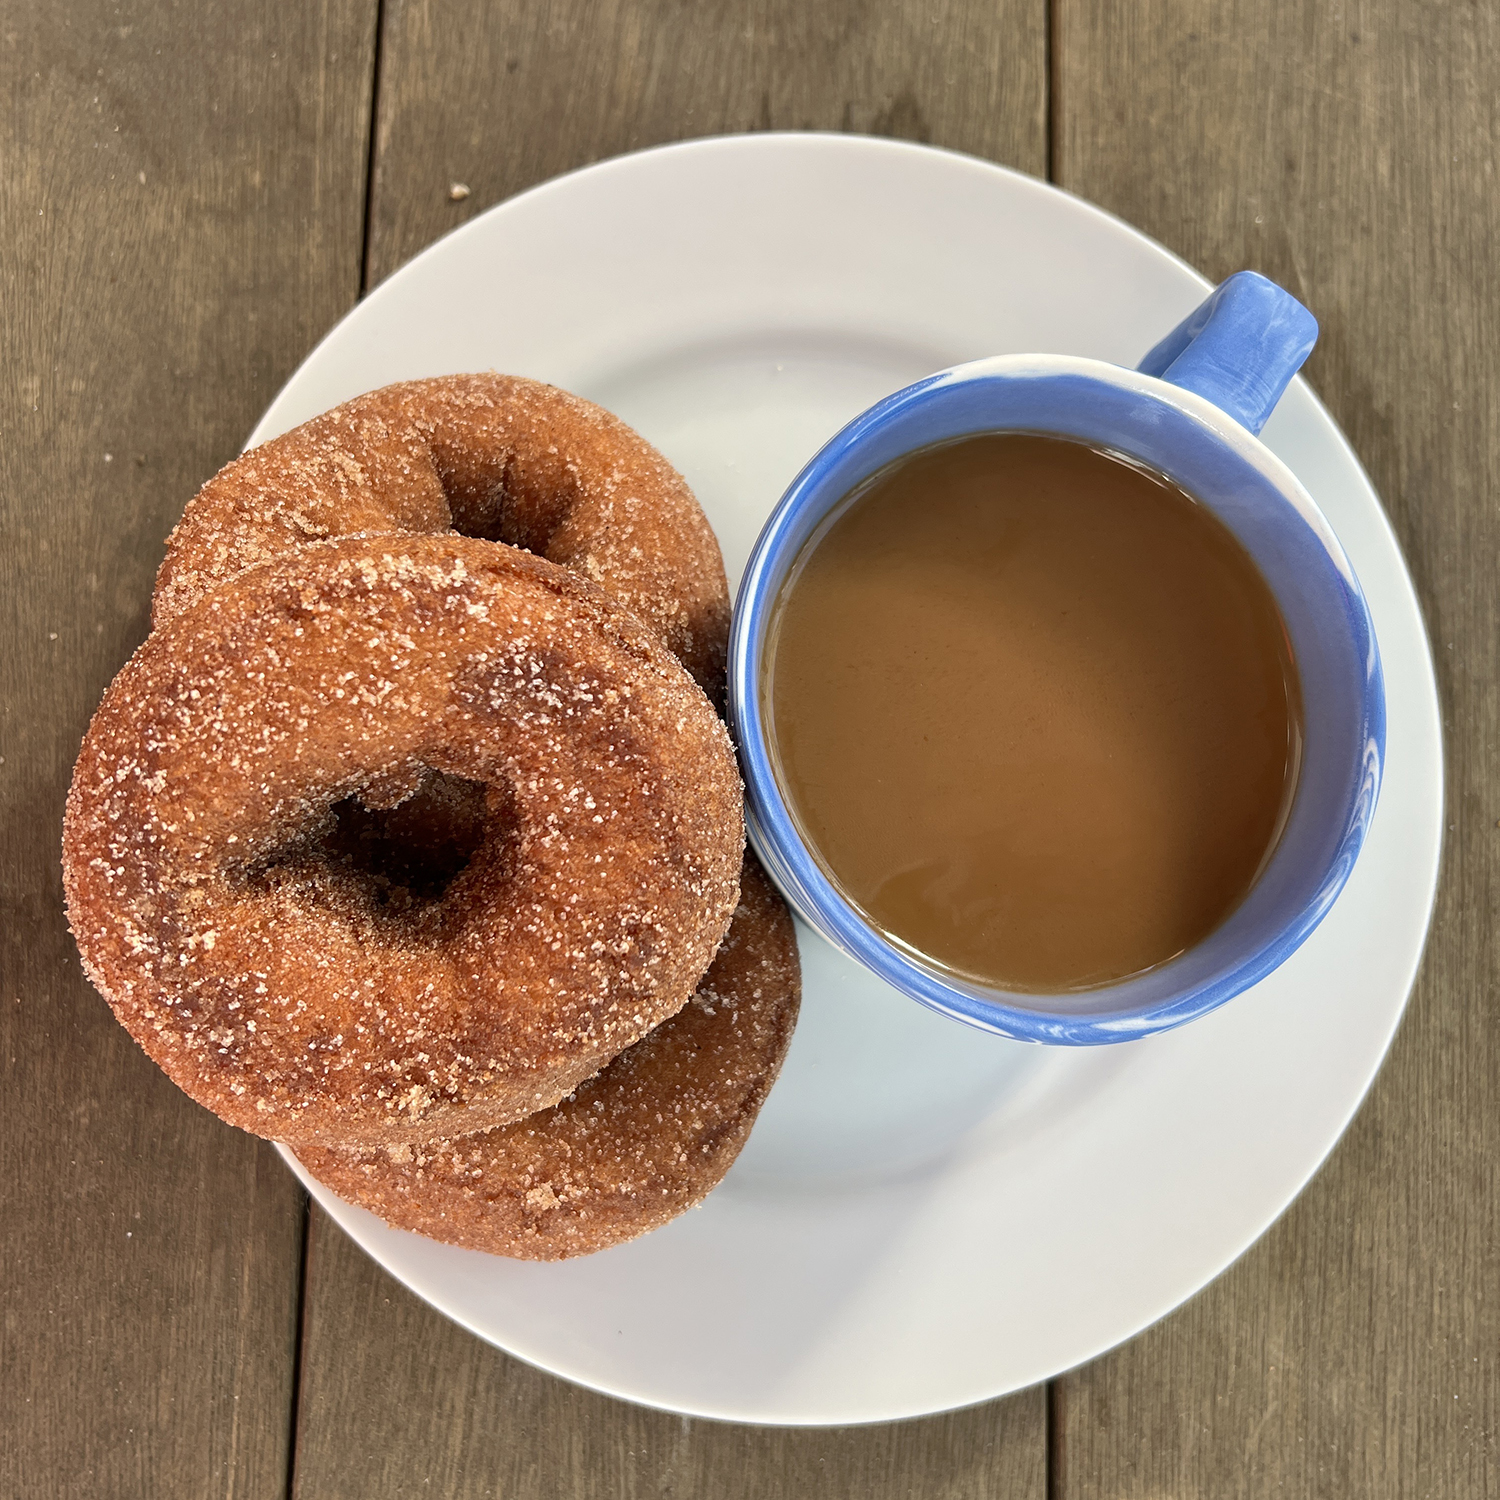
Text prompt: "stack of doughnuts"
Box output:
[[63, 375, 800, 1259]]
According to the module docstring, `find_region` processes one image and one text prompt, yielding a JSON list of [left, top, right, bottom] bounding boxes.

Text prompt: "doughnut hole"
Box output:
[[439, 448, 573, 559], [441, 453, 522, 546], [327, 768, 507, 905], [247, 768, 518, 926]]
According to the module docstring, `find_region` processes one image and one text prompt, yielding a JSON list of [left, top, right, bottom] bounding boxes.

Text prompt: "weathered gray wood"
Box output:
[[363, 0, 1047, 290], [291, 1, 1049, 1492], [1052, 3, 1499, 1496], [294, 1208, 1046, 1499], [0, 4, 376, 1495]]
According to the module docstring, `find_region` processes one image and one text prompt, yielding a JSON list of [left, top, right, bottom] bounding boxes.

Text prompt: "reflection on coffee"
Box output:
[[763, 433, 1303, 993]]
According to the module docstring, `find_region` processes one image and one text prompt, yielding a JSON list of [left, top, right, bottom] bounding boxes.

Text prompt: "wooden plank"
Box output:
[[0, 5, 376, 1495], [295, 1209, 1046, 1499], [363, 0, 1047, 290], [1052, 2, 1499, 1496], [292, 1, 1048, 1492]]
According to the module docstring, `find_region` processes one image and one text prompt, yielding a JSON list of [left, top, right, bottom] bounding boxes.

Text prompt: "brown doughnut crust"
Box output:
[[153, 374, 731, 703], [296, 855, 800, 1259], [63, 535, 744, 1148]]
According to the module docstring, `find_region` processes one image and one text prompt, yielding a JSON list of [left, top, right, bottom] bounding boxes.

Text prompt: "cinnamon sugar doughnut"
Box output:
[[296, 856, 800, 1259], [153, 374, 730, 702], [63, 535, 744, 1149]]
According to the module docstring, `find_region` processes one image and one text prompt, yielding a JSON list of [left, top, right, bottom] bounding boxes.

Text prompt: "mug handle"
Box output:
[[1136, 270, 1318, 436]]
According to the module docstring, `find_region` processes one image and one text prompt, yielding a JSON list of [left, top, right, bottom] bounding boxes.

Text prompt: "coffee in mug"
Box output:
[[762, 432, 1303, 993]]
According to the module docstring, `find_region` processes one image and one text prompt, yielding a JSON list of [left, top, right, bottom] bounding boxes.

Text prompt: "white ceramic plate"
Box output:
[[265, 135, 1442, 1426]]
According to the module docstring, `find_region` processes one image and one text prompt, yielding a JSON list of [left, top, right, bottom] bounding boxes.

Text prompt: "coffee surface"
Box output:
[[764, 433, 1302, 992]]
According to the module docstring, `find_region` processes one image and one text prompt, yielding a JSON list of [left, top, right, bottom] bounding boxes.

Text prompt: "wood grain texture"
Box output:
[[1053, 3, 1499, 1497], [292, 1208, 1046, 1499], [363, 0, 1047, 290], [0, 3, 375, 1495], [291, 1, 1048, 1492]]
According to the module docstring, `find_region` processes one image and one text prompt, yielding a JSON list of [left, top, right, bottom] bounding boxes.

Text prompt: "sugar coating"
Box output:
[[62, 535, 744, 1149], [153, 373, 731, 706], [296, 855, 800, 1259]]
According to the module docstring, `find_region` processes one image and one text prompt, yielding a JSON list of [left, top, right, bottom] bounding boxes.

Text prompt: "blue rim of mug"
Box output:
[[728, 355, 1386, 1045]]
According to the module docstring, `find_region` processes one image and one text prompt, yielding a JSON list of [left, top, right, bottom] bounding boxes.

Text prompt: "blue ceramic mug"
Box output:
[[728, 272, 1384, 1045]]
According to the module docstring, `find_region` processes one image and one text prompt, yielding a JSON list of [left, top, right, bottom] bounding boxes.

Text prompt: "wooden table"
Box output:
[[5, 3, 1495, 1494]]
